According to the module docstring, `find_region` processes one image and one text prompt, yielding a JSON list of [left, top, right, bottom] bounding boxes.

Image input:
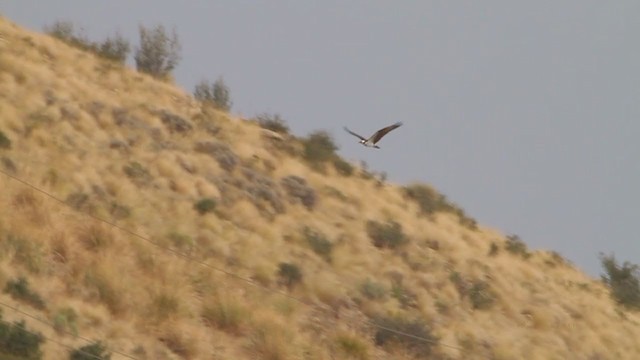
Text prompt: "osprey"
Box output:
[[343, 122, 403, 149]]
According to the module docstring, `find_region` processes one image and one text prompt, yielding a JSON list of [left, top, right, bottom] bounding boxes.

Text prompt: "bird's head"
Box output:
[[359, 139, 366, 144]]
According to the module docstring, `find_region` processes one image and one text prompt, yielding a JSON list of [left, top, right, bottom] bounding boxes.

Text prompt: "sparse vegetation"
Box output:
[[255, 113, 289, 134], [372, 314, 438, 357], [302, 130, 337, 171], [4, 277, 46, 310], [403, 183, 477, 229], [194, 141, 239, 172], [280, 175, 316, 210], [360, 279, 387, 301], [69, 341, 111, 360], [0, 314, 44, 360], [194, 198, 217, 215], [2, 16, 640, 359], [333, 157, 354, 177], [0, 130, 11, 149], [366, 220, 408, 249], [52, 307, 78, 336], [123, 161, 153, 186], [505, 234, 531, 259], [201, 299, 249, 335], [134, 24, 181, 78], [45, 21, 130, 63], [302, 227, 333, 262], [278, 262, 302, 289], [194, 77, 232, 111], [600, 253, 640, 309]]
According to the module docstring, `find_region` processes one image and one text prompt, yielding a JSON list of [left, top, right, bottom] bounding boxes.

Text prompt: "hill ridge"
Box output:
[[1, 16, 640, 360]]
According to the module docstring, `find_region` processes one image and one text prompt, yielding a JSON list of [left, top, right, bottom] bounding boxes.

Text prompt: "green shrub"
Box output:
[[488, 242, 500, 256], [4, 277, 46, 310], [468, 280, 496, 310], [0, 316, 44, 360], [201, 300, 248, 335], [45, 21, 92, 50], [194, 198, 217, 215], [194, 77, 232, 111], [277, 262, 302, 289], [302, 227, 332, 262], [403, 183, 477, 229], [52, 307, 78, 336], [96, 33, 130, 63], [280, 175, 316, 210], [69, 341, 111, 360], [335, 333, 369, 360], [333, 157, 354, 176], [0, 130, 11, 149], [365, 220, 408, 249], [360, 279, 387, 301], [45, 21, 130, 64], [600, 253, 640, 309], [194, 141, 238, 172], [372, 315, 438, 357], [123, 161, 153, 186], [255, 113, 289, 134], [505, 234, 530, 259], [302, 131, 337, 171], [134, 24, 181, 78]]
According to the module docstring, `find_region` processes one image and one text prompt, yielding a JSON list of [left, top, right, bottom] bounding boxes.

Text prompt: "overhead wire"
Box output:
[[0, 166, 465, 353]]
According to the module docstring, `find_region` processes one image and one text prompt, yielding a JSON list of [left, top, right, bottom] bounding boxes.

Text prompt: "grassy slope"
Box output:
[[1, 16, 639, 360]]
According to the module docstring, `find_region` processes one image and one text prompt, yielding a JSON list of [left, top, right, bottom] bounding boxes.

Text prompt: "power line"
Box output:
[[0, 300, 139, 359], [0, 168, 464, 353]]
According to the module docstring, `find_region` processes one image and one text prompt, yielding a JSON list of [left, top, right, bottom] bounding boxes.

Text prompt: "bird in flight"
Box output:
[[343, 122, 403, 149]]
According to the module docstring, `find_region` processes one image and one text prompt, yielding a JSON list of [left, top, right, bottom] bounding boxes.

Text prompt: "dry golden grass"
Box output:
[[1, 15, 640, 359]]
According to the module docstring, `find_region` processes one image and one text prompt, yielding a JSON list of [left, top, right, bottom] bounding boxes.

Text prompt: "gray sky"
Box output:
[[3, 1, 639, 277]]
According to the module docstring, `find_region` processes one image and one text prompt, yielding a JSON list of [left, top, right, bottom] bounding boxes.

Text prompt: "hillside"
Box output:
[[1, 16, 640, 360]]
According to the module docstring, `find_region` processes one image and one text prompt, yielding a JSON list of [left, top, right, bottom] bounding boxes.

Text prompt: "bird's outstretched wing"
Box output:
[[371, 122, 403, 144], [343, 126, 367, 141]]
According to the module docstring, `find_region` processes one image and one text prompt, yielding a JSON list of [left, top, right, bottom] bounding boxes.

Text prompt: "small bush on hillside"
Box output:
[[157, 110, 193, 133], [449, 272, 496, 310], [96, 33, 130, 63], [201, 299, 249, 335], [505, 234, 530, 259], [4, 277, 46, 310], [134, 24, 181, 78], [0, 130, 11, 149], [360, 279, 387, 300], [600, 253, 640, 309], [468, 280, 496, 310], [0, 315, 44, 360], [334, 333, 369, 360], [403, 183, 477, 229], [333, 157, 354, 177], [194, 141, 238, 172], [45, 21, 130, 64], [302, 227, 333, 262], [366, 220, 408, 249], [194, 198, 217, 215], [123, 161, 153, 186], [52, 307, 78, 336], [372, 314, 438, 357], [194, 77, 232, 111], [242, 167, 286, 216], [488, 242, 500, 256], [45, 20, 92, 50], [302, 131, 337, 171], [280, 175, 316, 210], [69, 341, 111, 360], [277, 262, 302, 289], [255, 113, 289, 134]]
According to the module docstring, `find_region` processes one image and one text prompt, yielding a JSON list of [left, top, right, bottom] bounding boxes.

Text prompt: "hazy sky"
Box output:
[[3, 1, 639, 277]]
